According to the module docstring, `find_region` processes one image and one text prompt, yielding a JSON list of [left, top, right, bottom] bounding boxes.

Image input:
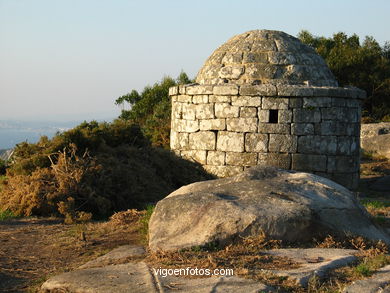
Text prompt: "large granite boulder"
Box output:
[[149, 166, 390, 251], [361, 122, 390, 159]]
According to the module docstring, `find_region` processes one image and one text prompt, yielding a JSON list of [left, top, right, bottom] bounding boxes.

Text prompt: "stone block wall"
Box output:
[[169, 84, 365, 189]]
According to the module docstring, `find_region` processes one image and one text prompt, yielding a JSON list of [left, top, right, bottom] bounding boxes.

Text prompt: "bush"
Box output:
[[8, 120, 147, 176], [0, 122, 213, 220]]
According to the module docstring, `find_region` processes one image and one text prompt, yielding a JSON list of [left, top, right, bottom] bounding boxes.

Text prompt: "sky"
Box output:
[[0, 0, 389, 122]]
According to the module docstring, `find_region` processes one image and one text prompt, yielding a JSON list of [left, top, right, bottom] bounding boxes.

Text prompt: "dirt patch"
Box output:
[[0, 216, 142, 292], [360, 157, 390, 182]]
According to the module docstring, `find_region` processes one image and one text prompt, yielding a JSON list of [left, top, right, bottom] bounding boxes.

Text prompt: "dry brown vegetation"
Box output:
[[360, 153, 390, 177], [0, 146, 96, 222], [146, 232, 292, 274], [145, 232, 390, 293], [0, 120, 213, 223], [0, 210, 144, 293], [359, 155, 390, 232], [0, 144, 212, 222]]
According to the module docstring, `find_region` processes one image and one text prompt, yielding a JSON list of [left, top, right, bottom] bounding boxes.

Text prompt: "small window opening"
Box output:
[[269, 109, 279, 123]]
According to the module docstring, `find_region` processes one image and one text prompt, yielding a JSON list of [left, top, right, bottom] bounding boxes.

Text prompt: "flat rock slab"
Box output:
[[79, 245, 145, 269], [41, 262, 157, 293], [156, 275, 275, 292], [265, 248, 358, 286], [361, 129, 390, 160], [344, 264, 390, 293], [41, 261, 273, 293]]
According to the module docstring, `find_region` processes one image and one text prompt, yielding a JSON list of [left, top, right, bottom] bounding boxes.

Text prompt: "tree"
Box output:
[[115, 71, 193, 147], [298, 30, 390, 122]]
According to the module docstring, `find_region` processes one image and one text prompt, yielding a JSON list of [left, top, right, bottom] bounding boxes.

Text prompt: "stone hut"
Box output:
[[169, 30, 365, 189]]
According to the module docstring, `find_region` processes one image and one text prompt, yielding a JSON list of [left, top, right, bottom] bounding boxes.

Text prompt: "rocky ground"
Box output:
[[39, 244, 390, 293], [0, 215, 141, 292], [0, 157, 389, 293]]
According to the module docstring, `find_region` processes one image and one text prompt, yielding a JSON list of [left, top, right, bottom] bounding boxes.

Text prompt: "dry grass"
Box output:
[[315, 253, 390, 293], [305, 235, 390, 292], [315, 234, 388, 254], [358, 157, 390, 231], [146, 232, 292, 274], [360, 156, 390, 177], [145, 232, 390, 292], [0, 210, 144, 293], [360, 199, 390, 227], [146, 232, 305, 292]]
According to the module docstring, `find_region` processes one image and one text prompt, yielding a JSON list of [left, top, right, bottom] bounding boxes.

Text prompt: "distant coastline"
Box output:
[[0, 120, 82, 149], [0, 118, 116, 150], [0, 120, 74, 149]]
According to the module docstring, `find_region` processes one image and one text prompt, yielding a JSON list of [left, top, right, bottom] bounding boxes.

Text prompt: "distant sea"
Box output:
[[0, 120, 83, 149]]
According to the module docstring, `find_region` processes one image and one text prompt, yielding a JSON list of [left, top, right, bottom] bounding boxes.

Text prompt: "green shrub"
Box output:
[[354, 255, 390, 278], [0, 209, 18, 221], [8, 120, 147, 176], [0, 122, 213, 220], [115, 72, 193, 148], [139, 205, 155, 242], [360, 199, 390, 209], [0, 175, 5, 191], [354, 263, 372, 277]]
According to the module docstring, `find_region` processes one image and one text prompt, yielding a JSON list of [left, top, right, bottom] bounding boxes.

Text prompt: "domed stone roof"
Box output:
[[196, 30, 338, 87]]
